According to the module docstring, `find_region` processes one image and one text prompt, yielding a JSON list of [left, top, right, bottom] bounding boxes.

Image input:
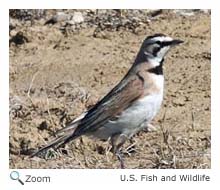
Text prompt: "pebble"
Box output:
[[45, 12, 71, 25], [71, 12, 84, 24]]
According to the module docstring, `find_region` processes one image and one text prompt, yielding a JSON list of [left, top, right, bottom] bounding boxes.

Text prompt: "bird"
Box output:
[[31, 33, 183, 168]]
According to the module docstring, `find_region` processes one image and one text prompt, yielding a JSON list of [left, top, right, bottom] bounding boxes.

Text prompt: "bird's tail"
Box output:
[[30, 113, 87, 157]]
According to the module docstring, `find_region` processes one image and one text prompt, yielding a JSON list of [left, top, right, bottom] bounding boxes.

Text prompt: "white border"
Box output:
[[1, 0, 219, 189]]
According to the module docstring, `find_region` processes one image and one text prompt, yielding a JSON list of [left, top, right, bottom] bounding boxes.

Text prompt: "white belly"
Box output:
[[91, 92, 163, 140]]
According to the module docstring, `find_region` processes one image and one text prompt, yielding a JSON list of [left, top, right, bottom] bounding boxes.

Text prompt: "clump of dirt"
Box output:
[[9, 9, 210, 169]]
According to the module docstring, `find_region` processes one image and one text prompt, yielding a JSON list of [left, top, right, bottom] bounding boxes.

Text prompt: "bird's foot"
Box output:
[[123, 141, 137, 156], [111, 133, 128, 169]]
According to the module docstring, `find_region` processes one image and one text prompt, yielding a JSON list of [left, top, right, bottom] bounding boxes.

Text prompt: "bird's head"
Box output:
[[135, 34, 183, 64]]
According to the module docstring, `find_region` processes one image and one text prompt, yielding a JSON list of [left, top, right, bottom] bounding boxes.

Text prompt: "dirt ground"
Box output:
[[9, 10, 211, 169]]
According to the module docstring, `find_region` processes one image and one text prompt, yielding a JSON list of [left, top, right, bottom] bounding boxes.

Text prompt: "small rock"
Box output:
[[71, 12, 84, 24], [172, 97, 186, 106], [199, 9, 211, 14], [45, 12, 71, 25], [173, 10, 195, 17], [9, 18, 20, 31], [148, 9, 163, 17], [38, 121, 48, 131], [9, 31, 29, 46]]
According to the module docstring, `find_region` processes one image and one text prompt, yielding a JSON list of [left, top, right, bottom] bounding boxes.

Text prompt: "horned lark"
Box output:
[[32, 34, 183, 168]]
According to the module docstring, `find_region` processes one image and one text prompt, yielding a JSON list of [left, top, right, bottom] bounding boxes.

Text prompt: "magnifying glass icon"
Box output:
[[10, 171, 24, 185]]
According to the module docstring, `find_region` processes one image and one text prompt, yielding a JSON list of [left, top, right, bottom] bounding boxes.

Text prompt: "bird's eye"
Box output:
[[156, 41, 162, 46], [153, 46, 161, 56]]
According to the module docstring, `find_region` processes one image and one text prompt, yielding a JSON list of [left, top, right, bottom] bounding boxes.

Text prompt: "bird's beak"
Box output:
[[171, 39, 184, 46]]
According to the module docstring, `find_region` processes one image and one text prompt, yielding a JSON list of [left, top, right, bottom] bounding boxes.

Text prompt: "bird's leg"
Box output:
[[116, 151, 125, 169], [111, 133, 128, 169]]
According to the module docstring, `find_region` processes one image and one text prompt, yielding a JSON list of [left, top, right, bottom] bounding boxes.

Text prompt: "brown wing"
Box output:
[[72, 72, 145, 137]]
